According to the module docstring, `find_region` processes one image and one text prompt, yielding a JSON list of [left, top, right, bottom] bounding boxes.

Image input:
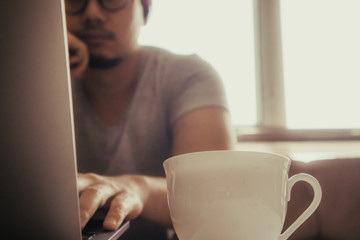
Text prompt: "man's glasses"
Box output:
[[65, 0, 130, 15]]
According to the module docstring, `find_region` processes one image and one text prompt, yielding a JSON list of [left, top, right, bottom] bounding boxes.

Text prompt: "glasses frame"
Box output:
[[66, 0, 131, 15]]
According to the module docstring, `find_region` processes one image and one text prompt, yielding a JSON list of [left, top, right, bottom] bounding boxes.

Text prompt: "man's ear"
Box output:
[[141, 0, 152, 23]]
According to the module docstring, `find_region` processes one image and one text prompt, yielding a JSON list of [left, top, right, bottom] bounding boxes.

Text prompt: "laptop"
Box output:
[[0, 0, 129, 239]]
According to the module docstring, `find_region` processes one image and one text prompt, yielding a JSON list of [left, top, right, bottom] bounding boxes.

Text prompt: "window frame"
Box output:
[[245, 0, 360, 141]]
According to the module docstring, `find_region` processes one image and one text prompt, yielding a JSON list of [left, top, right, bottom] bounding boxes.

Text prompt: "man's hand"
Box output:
[[67, 32, 88, 80], [77, 173, 148, 230]]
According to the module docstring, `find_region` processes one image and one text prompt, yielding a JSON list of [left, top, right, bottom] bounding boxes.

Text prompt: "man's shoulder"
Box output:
[[141, 45, 189, 57], [140, 46, 204, 65], [140, 46, 215, 74]]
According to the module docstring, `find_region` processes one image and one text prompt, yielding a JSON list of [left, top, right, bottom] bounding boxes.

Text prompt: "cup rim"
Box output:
[[163, 150, 290, 167]]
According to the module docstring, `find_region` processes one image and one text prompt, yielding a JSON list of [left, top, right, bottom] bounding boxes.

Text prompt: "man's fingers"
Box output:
[[67, 31, 88, 79], [103, 193, 142, 230], [79, 188, 102, 229], [103, 194, 129, 230], [76, 174, 145, 230], [78, 183, 114, 229]]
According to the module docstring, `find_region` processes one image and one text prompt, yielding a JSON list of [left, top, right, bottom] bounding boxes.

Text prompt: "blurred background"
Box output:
[[139, 0, 360, 161]]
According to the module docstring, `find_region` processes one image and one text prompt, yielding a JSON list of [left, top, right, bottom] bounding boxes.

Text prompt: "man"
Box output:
[[66, 0, 235, 239]]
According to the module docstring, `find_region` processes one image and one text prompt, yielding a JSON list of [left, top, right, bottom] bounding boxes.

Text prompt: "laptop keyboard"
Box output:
[[81, 219, 130, 240], [82, 219, 106, 239]]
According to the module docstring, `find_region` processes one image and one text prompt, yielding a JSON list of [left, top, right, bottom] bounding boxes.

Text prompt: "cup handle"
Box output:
[[279, 173, 322, 240]]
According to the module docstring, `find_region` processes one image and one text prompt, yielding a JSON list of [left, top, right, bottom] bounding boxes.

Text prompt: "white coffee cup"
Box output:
[[163, 150, 322, 240]]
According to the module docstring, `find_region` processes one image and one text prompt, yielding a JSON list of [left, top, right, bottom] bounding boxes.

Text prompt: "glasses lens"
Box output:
[[103, 0, 129, 11], [65, 0, 85, 13]]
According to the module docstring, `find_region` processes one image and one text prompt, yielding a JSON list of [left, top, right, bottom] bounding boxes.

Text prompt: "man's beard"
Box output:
[[88, 54, 122, 69]]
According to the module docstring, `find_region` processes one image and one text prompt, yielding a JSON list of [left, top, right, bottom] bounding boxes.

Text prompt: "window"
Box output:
[[280, 0, 360, 129], [139, 0, 360, 139]]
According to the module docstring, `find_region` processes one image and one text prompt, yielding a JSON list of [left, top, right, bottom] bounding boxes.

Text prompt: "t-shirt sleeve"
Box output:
[[166, 54, 229, 125]]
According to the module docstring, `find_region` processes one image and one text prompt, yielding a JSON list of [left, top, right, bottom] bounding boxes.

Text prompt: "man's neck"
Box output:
[[80, 48, 142, 125], [83, 49, 141, 96]]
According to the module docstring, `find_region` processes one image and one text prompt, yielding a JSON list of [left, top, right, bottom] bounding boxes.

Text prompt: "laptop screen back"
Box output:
[[0, 0, 81, 239]]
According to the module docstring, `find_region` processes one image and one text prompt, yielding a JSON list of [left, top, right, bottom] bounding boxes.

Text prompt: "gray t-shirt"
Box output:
[[72, 46, 228, 177], [72, 46, 228, 239]]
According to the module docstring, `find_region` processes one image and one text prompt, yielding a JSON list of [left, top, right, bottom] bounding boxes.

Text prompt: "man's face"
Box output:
[[66, 0, 145, 63]]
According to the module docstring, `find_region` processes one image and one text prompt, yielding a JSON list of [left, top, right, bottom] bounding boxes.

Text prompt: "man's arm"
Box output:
[[172, 106, 236, 155], [77, 106, 236, 230]]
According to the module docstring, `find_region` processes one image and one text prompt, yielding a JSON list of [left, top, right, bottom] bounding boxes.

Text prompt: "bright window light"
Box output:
[[281, 0, 360, 129], [139, 0, 257, 127]]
